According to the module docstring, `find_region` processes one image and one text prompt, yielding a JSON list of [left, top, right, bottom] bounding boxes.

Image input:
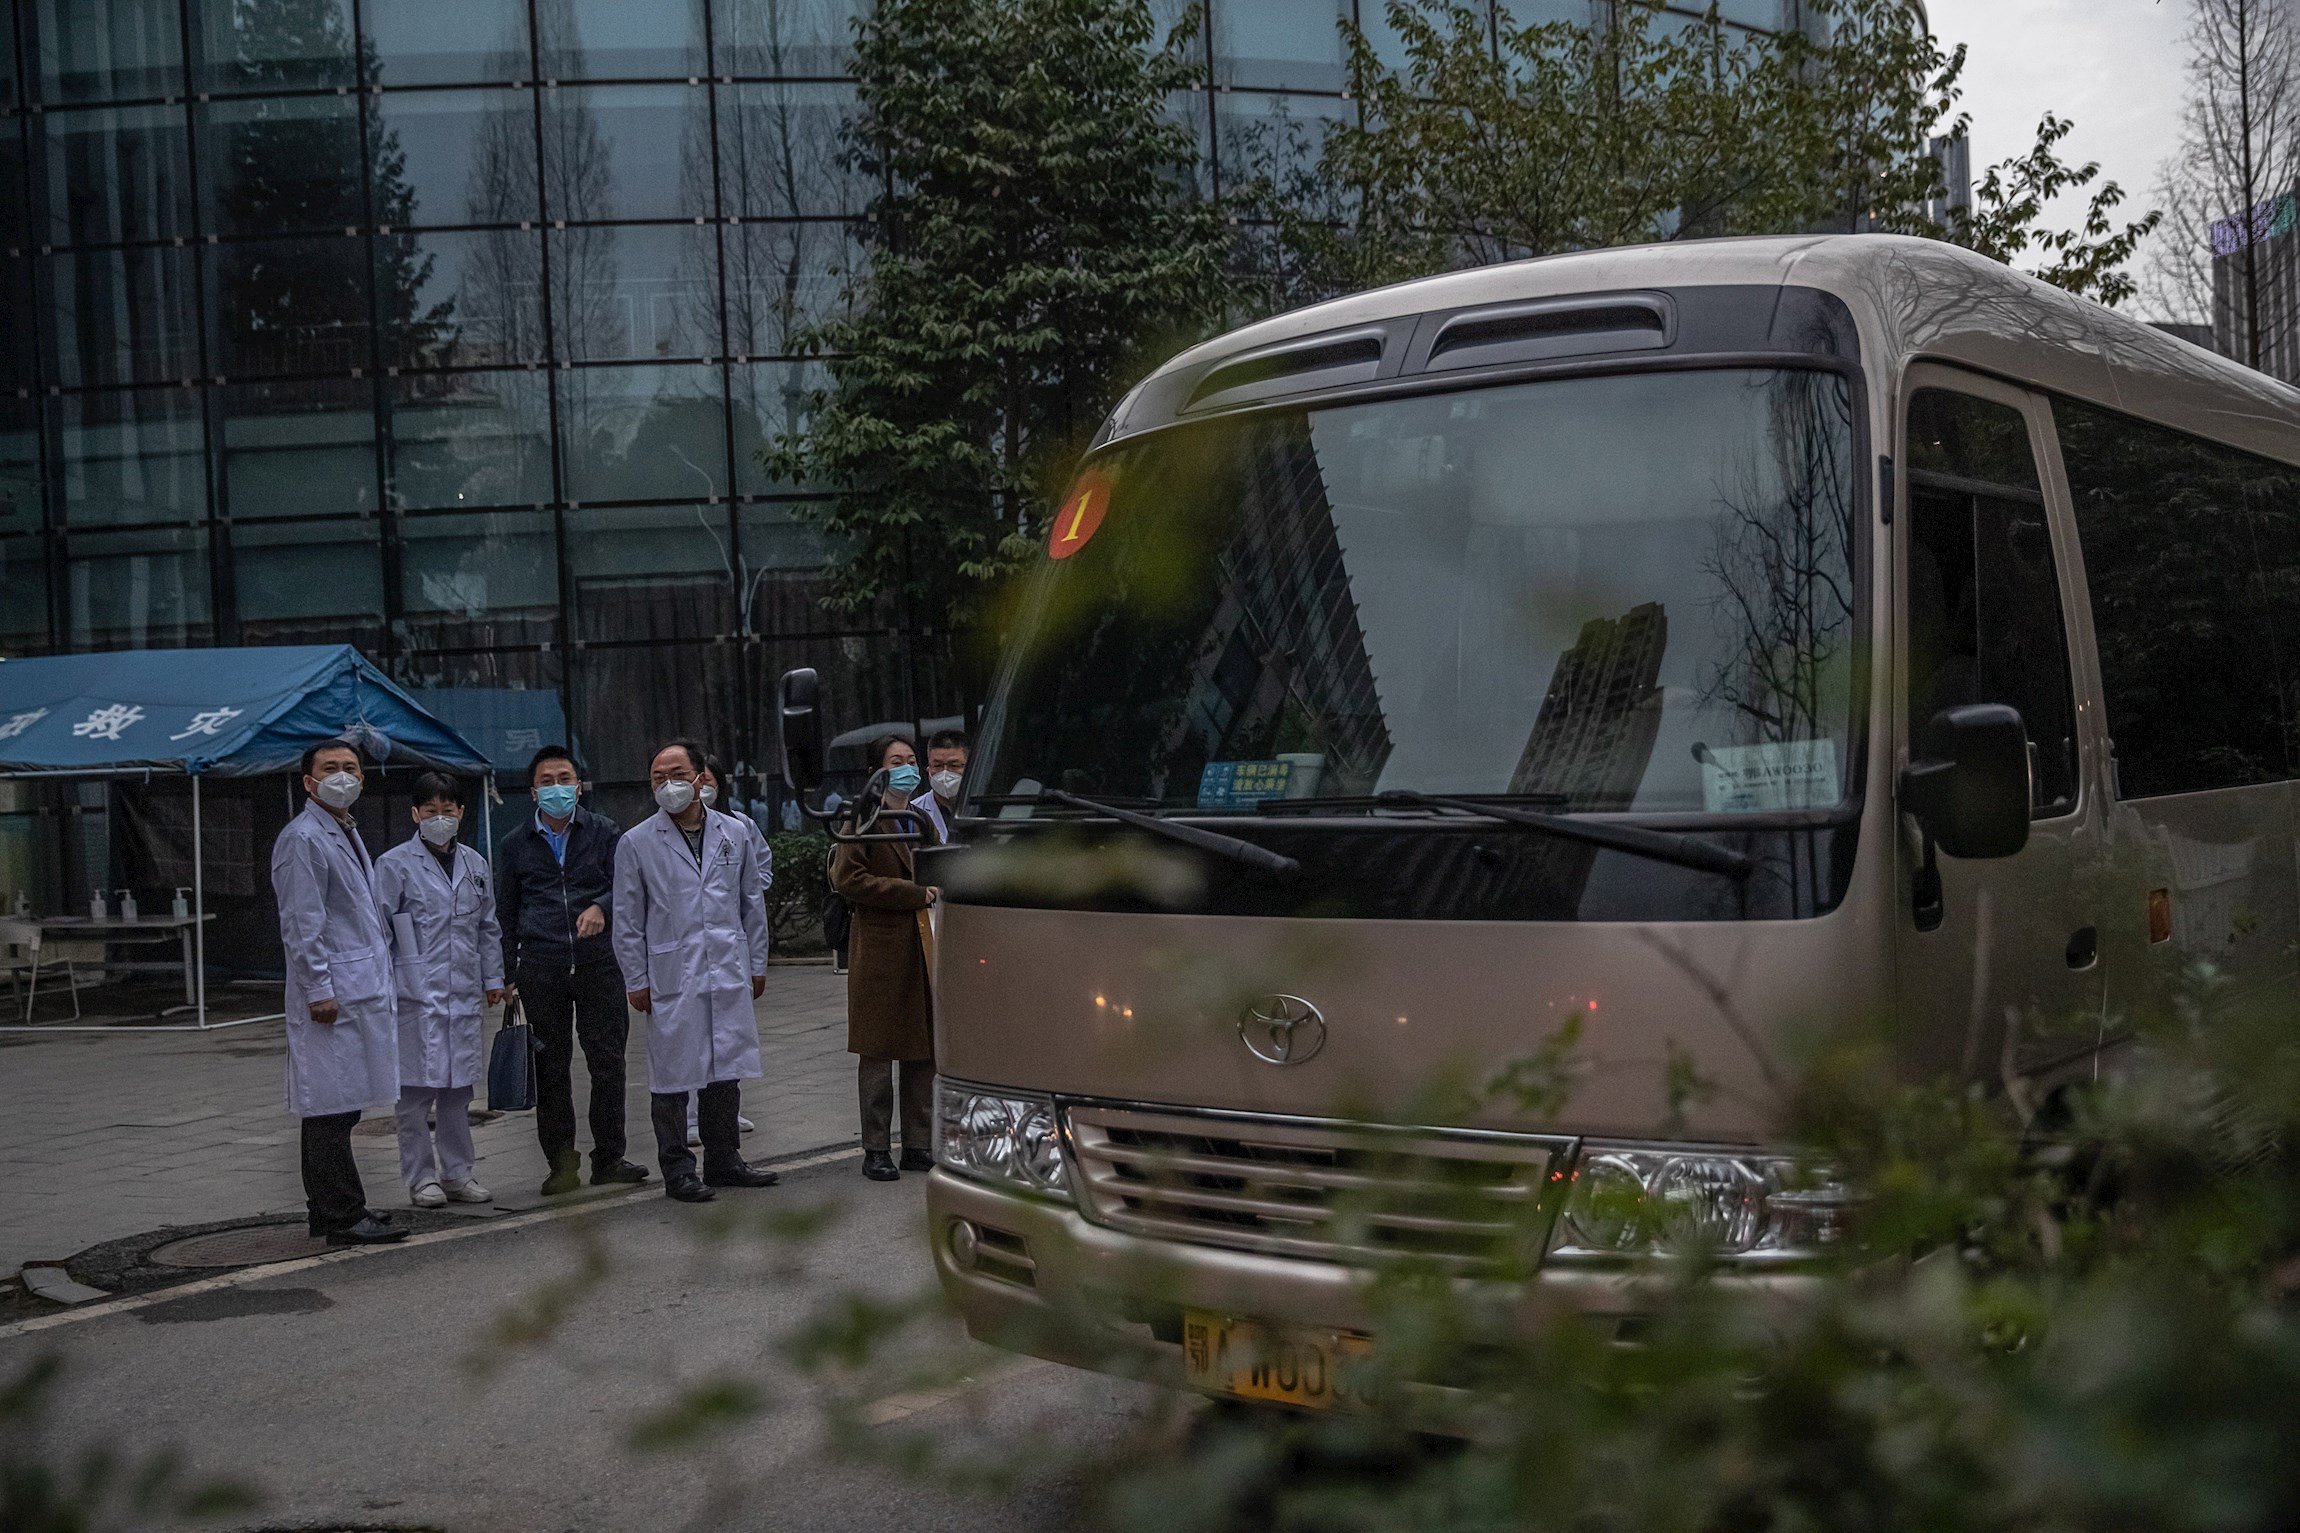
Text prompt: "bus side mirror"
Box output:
[[1901, 703, 2032, 861], [779, 667, 825, 793]]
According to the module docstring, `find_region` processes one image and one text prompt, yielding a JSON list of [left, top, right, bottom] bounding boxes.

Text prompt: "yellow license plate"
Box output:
[[1182, 1310, 1372, 1409]]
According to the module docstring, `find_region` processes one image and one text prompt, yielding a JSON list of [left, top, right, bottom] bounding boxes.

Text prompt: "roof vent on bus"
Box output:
[[1183, 329, 1387, 412], [1422, 295, 1672, 372]]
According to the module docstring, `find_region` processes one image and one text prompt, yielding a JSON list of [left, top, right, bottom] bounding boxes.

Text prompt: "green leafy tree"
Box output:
[[1246, 0, 2154, 311], [771, 0, 1232, 669]]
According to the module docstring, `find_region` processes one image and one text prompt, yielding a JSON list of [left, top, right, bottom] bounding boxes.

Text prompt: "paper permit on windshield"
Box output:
[[1699, 740, 1840, 813]]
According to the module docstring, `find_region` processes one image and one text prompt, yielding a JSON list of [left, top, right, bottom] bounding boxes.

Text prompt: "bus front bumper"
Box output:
[[925, 1168, 1825, 1399]]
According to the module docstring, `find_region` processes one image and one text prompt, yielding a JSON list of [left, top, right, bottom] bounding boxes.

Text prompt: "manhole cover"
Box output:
[[149, 1224, 327, 1269]]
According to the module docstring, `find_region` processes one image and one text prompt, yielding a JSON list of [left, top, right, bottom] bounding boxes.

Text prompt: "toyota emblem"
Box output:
[[1238, 994, 1327, 1066]]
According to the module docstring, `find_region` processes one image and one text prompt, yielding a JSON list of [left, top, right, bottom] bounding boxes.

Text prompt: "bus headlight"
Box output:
[[1556, 1145, 1853, 1260], [936, 1079, 1071, 1201]]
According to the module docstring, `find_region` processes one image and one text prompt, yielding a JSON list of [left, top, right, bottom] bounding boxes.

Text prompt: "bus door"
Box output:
[[1894, 368, 2111, 1092]]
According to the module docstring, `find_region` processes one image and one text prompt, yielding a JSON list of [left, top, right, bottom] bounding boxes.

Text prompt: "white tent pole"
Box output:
[[192, 771, 208, 1030]]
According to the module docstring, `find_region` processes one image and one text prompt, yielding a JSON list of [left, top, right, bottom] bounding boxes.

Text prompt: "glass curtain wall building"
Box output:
[[0, 0, 1805, 806]]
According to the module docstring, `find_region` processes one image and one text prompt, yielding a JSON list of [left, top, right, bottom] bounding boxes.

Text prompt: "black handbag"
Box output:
[[822, 891, 851, 953], [487, 994, 535, 1112]]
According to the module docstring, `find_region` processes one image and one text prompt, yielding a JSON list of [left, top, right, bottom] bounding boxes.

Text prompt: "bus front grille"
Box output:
[[1062, 1102, 1572, 1268]]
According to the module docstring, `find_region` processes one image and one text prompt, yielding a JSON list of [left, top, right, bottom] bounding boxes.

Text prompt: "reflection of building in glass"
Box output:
[[2209, 192, 2300, 384], [0, 0, 1811, 810], [1164, 423, 1390, 791], [1510, 603, 1668, 809]]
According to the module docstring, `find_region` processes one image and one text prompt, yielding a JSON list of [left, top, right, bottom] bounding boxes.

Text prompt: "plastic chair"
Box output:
[[0, 918, 80, 1022]]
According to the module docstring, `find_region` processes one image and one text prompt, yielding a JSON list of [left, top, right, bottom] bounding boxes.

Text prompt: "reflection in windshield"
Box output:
[[981, 367, 1859, 817]]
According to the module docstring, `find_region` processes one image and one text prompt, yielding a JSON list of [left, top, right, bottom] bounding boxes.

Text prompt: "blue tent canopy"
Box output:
[[0, 645, 489, 777]]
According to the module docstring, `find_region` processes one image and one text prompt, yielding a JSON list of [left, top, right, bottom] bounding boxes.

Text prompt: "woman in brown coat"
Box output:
[[828, 734, 939, 1182]]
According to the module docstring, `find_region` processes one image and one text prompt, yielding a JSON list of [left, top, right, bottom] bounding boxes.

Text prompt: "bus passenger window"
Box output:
[[1905, 389, 2079, 816]]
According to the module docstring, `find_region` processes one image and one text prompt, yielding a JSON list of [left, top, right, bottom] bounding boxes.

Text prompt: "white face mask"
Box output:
[[699, 783, 718, 806], [930, 769, 963, 800], [417, 813, 460, 847], [654, 779, 696, 815], [314, 771, 362, 810]]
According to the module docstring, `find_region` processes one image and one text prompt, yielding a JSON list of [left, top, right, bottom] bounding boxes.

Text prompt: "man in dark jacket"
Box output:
[[498, 745, 650, 1195]]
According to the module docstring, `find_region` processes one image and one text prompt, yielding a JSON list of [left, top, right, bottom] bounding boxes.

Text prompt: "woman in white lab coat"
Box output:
[[374, 771, 506, 1208]]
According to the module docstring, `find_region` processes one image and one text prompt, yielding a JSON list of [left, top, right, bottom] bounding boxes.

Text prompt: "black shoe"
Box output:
[[591, 1158, 652, 1186], [325, 1215, 410, 1246], [704, 1162, 781, 1189], [540, 1161, 582, 1197], [862, 1149, 899, 1182], [666, 1172, 716, 1203], [898, 1149, 935, 1173]]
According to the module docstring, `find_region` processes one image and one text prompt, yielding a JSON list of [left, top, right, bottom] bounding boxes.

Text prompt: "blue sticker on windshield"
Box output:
[[1198, 760, 1294, 810]]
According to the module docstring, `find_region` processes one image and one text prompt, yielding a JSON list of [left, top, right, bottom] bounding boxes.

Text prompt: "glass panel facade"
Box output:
[[724, 220, 854, 356], [4, 0, 1782, 789], [199, 94, 367, 236], [0, 537, 46, 650], [361, 0, 532, 88], [716, 0, 868, 79], [1215, 0, 1350, 90], [40, 245, 200, 386], [230, 515, 385, 645], [195, 0, 358, 93], [220, 377, 378, 519], [731, 358, 822, 494], [0, 398, 40, 536], [378, 228, 546, 369], [30, 0, 185, 104], [398, 509, 557, 648], [212, 234, 373, 376], [368, 88, 540, 228], [717, 81, 865, 218], [557, 363, 726, 503], [66, 525, 211, 650], [546, 223, 722, 362], [546, 0, 708, 80], [40, 104, 194, 246], [57, 386, 205, 526], [385, 370, 552, 510], [539, 84, 713, 223]]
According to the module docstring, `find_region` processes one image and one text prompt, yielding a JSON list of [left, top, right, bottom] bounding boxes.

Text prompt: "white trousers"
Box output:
[[394, 1084, 476, 1190]]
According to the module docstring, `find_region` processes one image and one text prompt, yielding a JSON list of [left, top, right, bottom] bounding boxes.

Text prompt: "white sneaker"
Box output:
[[738, 1114, 756, 1134], [410, 1181, 447, 1209], [441, 1178, 491, 1204]]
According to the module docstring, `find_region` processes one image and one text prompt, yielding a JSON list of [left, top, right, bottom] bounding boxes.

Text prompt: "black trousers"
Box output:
[[651, 1079, 744, 1181], [521, 958, 630, 1171], [301, 1109, 367, 1232], [858, 1057, 935, 1153]]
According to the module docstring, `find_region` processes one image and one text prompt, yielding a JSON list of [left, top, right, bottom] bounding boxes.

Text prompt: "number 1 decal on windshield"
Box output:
[[1048, 468, 1113, 560]]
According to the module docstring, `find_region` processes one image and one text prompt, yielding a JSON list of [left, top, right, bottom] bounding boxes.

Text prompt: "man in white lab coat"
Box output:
[[612, 739, 779, 1203], [270, 738, 407, 1245], [374, 770, 506, 1209]]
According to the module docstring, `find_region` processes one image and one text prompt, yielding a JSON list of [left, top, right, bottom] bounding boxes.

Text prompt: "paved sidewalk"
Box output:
[[0, 966, 860, 1270]]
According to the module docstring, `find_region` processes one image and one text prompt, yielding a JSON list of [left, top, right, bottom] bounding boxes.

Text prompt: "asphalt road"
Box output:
[[0, 1155, 1169, 1532]]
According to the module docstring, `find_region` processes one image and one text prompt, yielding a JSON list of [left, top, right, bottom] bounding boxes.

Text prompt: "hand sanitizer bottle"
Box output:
[[118, 889, 138, 921], [173, 888, 191, 921], [90, 889, 108, 920]]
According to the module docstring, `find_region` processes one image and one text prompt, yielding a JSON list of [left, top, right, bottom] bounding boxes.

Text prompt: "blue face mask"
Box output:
[[535, 784, 579, 818], [885, 763, 922, 794]]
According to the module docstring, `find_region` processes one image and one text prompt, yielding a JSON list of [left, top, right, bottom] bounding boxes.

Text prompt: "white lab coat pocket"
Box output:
[[328, 945, 389, 1003], [647, 939, 686, 997]]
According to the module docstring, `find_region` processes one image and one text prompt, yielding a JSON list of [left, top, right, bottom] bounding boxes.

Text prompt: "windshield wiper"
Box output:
[[1257, 791, 1570, 815], [1359, 789, 1752, 880], [1026, 789, 1301, 879]]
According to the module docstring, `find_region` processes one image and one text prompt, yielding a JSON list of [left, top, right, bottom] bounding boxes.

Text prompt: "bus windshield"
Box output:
[[979, 366, 1862, 819]]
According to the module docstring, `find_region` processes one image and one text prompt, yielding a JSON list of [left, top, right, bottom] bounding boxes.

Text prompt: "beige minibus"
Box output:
[[779, 234, 2300, 1411]]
